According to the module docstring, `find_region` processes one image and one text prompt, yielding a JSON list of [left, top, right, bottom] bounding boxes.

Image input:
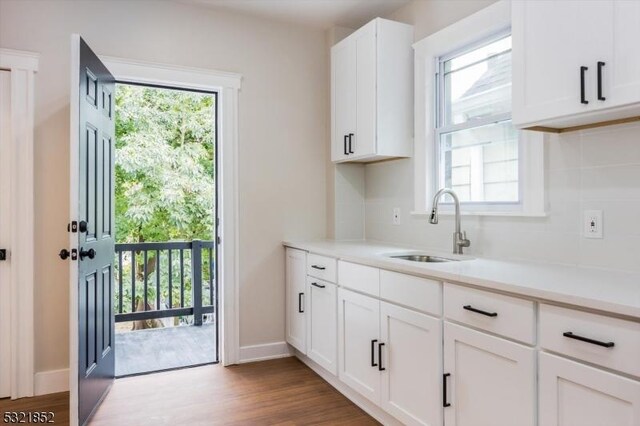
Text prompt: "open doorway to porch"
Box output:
[[113, 83, 218, 377]]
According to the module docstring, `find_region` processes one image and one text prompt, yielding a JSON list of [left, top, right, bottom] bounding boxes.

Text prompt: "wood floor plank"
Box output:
[[91, 357, 379, 425], [0, 358, 378, 425]]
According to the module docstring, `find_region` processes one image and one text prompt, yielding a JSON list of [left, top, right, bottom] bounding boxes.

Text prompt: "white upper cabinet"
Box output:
[[331, 18, 413, 163], [512, 0, 640, 130]]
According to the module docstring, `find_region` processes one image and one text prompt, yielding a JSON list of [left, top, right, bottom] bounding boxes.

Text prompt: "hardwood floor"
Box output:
[[0, 392, 69, 425], [91, 357, 378, 425]]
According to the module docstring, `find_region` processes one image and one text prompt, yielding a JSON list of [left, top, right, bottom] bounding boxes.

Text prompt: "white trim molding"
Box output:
[[238, 342, 293, 364], [35, 369, 69, 396], [0, 48, 38, 400], [412, 1, 545, 217]]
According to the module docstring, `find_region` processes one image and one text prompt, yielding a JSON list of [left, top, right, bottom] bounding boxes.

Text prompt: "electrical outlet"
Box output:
[[393, 207, 401, 225], [584, 210, 603, 239]]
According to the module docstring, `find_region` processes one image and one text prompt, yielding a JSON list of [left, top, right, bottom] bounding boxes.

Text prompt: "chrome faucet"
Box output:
[[429, 188, 470, 255]]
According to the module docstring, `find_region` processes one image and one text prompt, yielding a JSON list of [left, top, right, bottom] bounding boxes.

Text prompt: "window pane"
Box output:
[[439, 120, 518, 203], [443, 36, 512, 126]]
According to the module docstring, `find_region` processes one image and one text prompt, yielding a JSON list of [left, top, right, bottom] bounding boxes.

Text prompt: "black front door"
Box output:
[[75, 37, 116, 426]]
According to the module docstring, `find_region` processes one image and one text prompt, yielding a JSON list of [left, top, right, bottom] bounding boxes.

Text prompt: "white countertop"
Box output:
[[283, 240, 640, 320]]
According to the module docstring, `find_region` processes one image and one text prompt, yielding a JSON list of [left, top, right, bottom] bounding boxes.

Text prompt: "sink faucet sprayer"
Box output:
[[430, 188, 470, 255]]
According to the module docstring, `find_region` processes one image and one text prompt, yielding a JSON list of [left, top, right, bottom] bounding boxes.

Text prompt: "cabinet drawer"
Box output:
[[540, 304, 640, 378], [306, 253, 337, 283], [338, 261, 379, 297], [444, 283, 536, 345], [380, 270, 441, 316]]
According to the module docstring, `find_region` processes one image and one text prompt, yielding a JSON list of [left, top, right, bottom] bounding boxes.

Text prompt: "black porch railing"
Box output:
[[114, 240, 216, 326]]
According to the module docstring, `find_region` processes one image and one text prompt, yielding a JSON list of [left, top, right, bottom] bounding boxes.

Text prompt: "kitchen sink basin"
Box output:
[[390, 254, 459, 263]]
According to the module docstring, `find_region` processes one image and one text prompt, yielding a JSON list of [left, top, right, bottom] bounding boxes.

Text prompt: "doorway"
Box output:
[[112, 83, 219, 377]]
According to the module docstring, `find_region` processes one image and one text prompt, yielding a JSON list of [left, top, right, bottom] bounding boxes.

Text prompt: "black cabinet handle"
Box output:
[[343, 135, 349, 156], [311, 265, 325, 270], [371, 339, 378, 367], [298, 292, 304, 313], [311, 282, 325, 288], [0, 249, 6, 261], [443, 373, 451, 407], [597, 61, 606, 101], [563, 332, 614, 348], [580, 66, 589, 104], [463, 305, 498, 317], [348, 133, 354, 154], [378, 342, 386, 371]]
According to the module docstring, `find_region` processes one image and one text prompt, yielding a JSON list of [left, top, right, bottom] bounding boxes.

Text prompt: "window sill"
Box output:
[[410, 210, 548, 218]]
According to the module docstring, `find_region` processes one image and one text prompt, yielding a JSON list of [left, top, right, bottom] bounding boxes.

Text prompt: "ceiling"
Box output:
[[179, 0, 411, 29]]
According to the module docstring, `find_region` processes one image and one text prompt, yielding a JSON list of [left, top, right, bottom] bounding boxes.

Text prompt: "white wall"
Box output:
[[0, 0, 327, 373], [363, 0, 640, 273]]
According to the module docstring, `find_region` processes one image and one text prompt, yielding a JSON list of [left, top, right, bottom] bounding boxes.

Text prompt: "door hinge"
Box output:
[[0, 249, 6, 261], [68, 221, 78, 233], [216, 236, 221, 245]]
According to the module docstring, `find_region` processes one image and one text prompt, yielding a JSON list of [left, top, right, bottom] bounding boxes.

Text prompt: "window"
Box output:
[[435, 33, 519, 205]]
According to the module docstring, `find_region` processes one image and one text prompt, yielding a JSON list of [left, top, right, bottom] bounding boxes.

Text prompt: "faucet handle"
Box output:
[[460, 231, 471, 248]]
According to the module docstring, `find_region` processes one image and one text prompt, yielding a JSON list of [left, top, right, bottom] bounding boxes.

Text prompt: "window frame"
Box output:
[[412, 0, 545, 217]]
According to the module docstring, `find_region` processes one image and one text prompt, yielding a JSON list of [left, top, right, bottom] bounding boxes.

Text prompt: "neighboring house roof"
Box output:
[[459, 52, 511, 99]]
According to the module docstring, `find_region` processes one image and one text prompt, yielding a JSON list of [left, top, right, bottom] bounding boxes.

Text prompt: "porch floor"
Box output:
[[115, 323, 216, 377]]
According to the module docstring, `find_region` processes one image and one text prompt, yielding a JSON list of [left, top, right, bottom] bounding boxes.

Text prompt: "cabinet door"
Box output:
[[285, 248, 306, 353], [607, 1, 640, 109], [306, 278, 337, 375], [380, 302, 442, 426], [338, 288, 380, 404], [512, 1, 613, 126], [331, 38, 356, 162], [353, 20, 377, 158], [443, 322, 535, 426], [539, 352, 640, 426]]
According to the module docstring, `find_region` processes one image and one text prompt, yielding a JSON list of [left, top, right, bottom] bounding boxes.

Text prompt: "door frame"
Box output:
[[0, 48, 38, 399], [69, 36, 241, 426]]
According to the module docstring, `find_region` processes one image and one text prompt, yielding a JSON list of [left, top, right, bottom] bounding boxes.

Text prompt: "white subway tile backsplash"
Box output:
[[357, 122, 640, 272]]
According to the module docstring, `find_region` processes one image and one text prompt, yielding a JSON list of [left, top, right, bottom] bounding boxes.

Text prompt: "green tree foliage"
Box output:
[[115, 84, 215, 243], [114, 85, 216, 320]]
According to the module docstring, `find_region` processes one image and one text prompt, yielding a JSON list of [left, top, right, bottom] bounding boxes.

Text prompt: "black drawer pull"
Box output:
[[311, 265, 325, 270], [378, 342, 386, 371], [463, 305, 497, 317], [597, 61, 606, 101], [311, 282, 325, 289], [371, 339, 378, 367], [298, 292, 304, 313], [563, 332, 614, 348], [443, 373, 451, 407], [580, 66, 589, 104]]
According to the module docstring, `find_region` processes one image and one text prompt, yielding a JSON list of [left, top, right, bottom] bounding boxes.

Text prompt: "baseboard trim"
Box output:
[[238, 341, 293, 364], [295, 351, 403, 426], [34, 369, 69, 395]]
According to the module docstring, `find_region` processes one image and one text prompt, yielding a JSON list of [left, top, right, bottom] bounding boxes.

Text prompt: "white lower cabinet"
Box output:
[[337, 288, 442, 425], [285, 248, 307, 353], [337, 288, 381, 403], [380, 301, 442, 426], [539, 352, 640, 426], [443, 321, 536, 426], [306, 277, 337, 375]]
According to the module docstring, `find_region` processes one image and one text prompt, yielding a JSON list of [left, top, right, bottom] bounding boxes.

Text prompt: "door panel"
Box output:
[[539, 352, 640, 426], [306, 278, 337, 375], [332, 38, 356, 161], [443, 322, 535, 426], [337, 288, 380, 404], [380, 302, 442, 426], [75, 37, 116, 426], [285, 248, 306, 353], [0, 70, 11, 399], [354, 21, 377, 157]]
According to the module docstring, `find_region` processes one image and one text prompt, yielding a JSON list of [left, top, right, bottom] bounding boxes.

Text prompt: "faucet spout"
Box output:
[[429, 188, 470, 255]]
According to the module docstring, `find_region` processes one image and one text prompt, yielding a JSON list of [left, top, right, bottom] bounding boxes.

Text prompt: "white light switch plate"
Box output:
[[584, 210, 603, 239]]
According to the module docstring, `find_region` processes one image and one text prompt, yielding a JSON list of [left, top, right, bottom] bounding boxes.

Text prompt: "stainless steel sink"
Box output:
[[390, 254, 458, 263]]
